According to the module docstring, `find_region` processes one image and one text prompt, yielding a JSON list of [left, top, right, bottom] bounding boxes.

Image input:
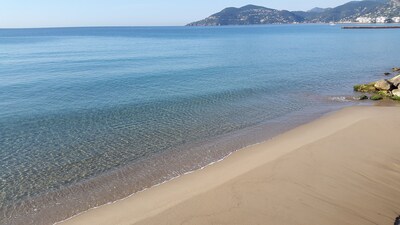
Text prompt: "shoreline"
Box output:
[[59, 105, 400, 225], [4, 101, 351, 225], [52, 103, 348, 225]]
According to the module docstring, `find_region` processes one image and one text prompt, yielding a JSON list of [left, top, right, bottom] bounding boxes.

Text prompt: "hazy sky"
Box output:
[[0, 0, 352, 28]]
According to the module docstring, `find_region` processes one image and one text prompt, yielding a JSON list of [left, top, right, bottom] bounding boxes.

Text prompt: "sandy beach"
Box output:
[[59, 106, 400, 225]]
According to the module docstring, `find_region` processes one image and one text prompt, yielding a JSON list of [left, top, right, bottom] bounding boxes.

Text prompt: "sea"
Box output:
[[1, 24, 400, 225]]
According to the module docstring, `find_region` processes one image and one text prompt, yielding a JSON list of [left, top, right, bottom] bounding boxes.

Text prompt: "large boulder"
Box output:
[[393, 67, 400, 72], [392, 89, 400, 97], [374, 79, 393, 91], [390, 75, 400, 87]]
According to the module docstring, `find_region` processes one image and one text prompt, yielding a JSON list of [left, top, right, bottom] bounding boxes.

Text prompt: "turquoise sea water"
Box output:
[[1, 25, 400, 225]]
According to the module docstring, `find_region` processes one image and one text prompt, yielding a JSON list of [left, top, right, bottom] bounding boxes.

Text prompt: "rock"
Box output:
[[395, 216, 400, 225], [370, 94, 383, 101], [384, 72, 391, 76], [392, 89, 400, 97], [393, 67, 400, 72], [358, 95, 368, 100], [390, 75, 400, 87], [353, 83, 376, 92], [377, 90, 391, 97], [374, 79, 393, 91]]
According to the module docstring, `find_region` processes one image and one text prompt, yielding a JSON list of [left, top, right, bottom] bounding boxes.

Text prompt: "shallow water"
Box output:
[[0, 25, 399, 225]]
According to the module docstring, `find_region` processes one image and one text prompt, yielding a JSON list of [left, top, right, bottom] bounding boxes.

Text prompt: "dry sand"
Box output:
[[59, 106, 400, 225]]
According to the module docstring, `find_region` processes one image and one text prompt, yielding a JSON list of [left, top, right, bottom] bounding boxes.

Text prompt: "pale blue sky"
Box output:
[[0, 0, 352, 28]]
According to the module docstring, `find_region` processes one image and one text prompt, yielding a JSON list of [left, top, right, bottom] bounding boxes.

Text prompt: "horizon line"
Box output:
[[0, 25, 197, 30], [0, 23, 354, 30]]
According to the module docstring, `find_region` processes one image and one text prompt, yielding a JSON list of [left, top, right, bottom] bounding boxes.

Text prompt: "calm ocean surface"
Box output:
[[1, 25, 400, 225]]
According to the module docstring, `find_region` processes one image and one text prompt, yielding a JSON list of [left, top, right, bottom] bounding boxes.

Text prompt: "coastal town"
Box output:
[[356, 16, 400, 23]]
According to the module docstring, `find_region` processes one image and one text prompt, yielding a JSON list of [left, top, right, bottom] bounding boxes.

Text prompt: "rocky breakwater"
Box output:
[[354, 68, 400, 101]]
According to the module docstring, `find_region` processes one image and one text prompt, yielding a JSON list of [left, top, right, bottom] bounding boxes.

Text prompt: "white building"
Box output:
[[393, 17, 400, 23], [356, 17, 375, 23], [376, 17, 389, 23]]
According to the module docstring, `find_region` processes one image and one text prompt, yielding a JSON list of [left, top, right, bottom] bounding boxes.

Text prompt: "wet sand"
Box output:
[[59, 106, 400, 225]]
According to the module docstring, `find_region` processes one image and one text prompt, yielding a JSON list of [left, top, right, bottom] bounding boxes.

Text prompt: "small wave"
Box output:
[[329, 96, 353, 102]]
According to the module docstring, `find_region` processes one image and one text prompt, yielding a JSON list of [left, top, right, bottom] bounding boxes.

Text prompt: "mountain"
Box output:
[[301, 1, 385, 23], [308, 7, 330, 13], [363, 0, 400, 17], [187, 5, 304, 26], [367, 0, 390, 2], [187, 0, 400, 26]]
